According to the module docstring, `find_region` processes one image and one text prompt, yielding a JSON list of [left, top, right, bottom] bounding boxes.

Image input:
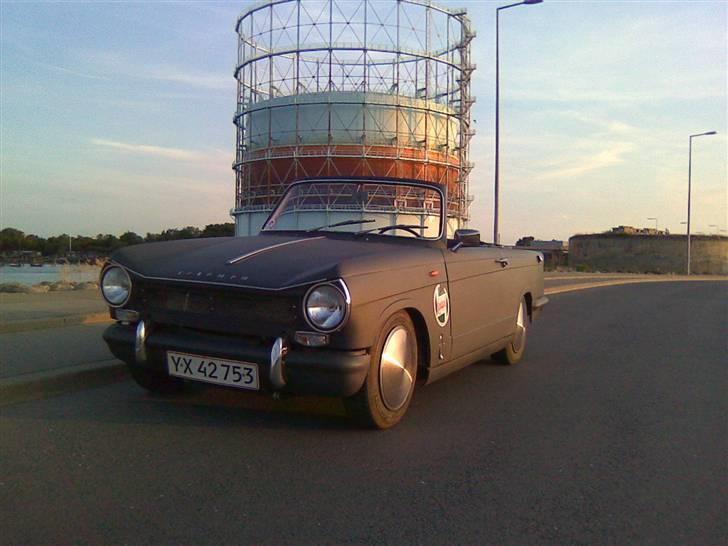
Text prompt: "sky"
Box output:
[[1, 0, 725, 244]]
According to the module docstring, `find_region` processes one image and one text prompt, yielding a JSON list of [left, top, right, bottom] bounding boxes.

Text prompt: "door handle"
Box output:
[[495, 258, 509, 267]]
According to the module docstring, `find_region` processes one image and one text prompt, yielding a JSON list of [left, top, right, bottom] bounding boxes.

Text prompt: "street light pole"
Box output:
[[687, 130, 717, 275], [494, 0, 543, 245]]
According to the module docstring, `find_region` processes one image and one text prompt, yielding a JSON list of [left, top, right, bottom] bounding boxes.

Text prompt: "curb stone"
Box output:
[[544, 276, 728, 296], [0, 312, 111, 334]]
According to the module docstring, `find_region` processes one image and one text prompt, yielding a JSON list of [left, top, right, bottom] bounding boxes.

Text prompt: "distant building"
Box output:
[[611, 225, 638, 235], [569, 233, 727, 274], [515, 237, 568, 269], [611, 225, 669, 236]]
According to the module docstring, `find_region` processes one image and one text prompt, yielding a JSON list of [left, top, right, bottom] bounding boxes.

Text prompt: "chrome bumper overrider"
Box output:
[[135, 320, 148, 364], [269, 337, 288, 390]]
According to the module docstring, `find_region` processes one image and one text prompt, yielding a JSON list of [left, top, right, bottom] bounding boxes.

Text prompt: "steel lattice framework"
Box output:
[[233, 0, 474, 232]]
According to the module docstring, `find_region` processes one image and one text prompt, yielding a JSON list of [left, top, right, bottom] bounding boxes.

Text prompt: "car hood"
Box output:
[[110, 234, 442, 291]]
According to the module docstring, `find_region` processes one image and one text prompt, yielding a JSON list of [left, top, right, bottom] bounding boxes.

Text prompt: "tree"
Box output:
[[0, 228, 25, 253], [202, 223, 235, 237], [44, 234, 70, 256], [0, 223, 236, 257], [177, 226, 201, 239], [120, 231, 144, 246], [22, 234, 43, 252], [147, 226, 202, 241]]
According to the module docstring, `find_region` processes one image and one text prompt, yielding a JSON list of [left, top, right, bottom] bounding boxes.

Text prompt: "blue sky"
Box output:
[[1, 0, 725, 243]]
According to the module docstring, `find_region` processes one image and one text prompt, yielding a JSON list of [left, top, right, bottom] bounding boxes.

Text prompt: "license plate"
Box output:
[[167, 351, 259, 391]]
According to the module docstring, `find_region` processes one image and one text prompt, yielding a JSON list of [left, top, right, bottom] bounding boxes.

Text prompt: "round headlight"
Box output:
[[305, 283, 348, 332], [101, 266, 131, 306]]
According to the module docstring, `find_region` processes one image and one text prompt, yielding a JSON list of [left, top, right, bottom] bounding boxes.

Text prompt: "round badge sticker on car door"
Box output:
[[433, 284, 449, 327]]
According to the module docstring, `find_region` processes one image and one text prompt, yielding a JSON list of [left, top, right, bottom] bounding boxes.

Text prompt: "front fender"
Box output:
[[330, 281, 447, 370]]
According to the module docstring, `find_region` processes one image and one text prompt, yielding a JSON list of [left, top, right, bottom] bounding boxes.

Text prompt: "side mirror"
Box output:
[[454, 229, 481, 248]]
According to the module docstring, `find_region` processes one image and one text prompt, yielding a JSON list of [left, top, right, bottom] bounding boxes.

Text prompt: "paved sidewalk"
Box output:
[[0, 290, 109, 333], [1, 291, 121, 405], [1, 323, 114, 380]]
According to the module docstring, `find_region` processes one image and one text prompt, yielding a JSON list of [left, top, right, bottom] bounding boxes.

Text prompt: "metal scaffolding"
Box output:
[[233, 0, 474, 229]]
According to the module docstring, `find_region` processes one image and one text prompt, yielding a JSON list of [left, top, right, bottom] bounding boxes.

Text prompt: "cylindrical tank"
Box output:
[[233, 0, 474, 235]]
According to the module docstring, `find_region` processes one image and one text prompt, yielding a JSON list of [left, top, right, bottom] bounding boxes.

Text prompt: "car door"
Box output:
[[443, 245, 513, 360]]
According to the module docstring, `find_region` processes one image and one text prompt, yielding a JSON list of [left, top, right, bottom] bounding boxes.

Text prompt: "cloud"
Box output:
[[509, 83, 724, 105], [33, 59, 113, 81], [1, 39, 113, 82], [91, 138, 228, 163], [137, 65, 231, 90], [560, 111, 637, 135], [483, 9, 726, 107], [10, 45, 231, 91], [535, 141, 634, 182], [71, 49, 233, 91]]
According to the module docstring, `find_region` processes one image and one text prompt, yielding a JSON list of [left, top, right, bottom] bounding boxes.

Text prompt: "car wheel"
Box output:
[[492, 297, 528, 365], [345, 311, 418, 429], [128, 365, 185, 395]]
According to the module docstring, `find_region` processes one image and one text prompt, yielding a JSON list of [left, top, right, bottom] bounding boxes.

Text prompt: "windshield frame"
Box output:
[[260, 177, 447, 243]]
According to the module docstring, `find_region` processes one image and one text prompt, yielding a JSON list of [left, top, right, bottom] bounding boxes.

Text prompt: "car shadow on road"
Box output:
[[0, 378, 370, 432], [132, 386, 364, 431]]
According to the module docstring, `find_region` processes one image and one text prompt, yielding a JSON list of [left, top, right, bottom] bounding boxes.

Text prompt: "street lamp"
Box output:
[[494, 0, 543, 245], [647, 217, 658, 230], [687, 130, 717, 275]]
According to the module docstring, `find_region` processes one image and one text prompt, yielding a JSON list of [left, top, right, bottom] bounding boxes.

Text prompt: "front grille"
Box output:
[[133, 281, 299, 336]]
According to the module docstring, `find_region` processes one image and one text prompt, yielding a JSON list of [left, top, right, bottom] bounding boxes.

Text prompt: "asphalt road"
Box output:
[[1, 282, 726, 545]]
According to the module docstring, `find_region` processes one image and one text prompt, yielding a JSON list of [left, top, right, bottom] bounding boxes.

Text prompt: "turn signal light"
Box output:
[[294, 331, 329, 347], [114, 309, 140, 323]]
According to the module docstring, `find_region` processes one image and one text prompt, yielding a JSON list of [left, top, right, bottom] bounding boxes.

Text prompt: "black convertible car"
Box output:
[[101, 178, 547, 428]]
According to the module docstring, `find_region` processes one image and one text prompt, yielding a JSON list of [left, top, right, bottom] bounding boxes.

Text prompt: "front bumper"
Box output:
[[103, 322, 370, 397]]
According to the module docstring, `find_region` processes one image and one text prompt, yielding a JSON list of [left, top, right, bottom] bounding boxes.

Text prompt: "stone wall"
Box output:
[[568, 234, 728, 275]]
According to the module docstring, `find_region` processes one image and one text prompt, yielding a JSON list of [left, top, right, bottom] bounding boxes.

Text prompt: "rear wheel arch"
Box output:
[[492, 296, 528, 365]]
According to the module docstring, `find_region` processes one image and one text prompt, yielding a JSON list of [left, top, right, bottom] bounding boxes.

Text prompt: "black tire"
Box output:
[[128, 365, 186, 395], [344, 311, 418, 429], [492, 297, 528, 365]]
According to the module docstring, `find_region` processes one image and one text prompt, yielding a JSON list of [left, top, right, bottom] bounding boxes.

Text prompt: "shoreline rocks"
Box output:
[[0, 281, 99, 294]]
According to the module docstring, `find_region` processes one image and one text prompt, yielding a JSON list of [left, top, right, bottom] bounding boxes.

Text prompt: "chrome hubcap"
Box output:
[[512, 301, 527, 353], [379, 326, 414, 411]]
